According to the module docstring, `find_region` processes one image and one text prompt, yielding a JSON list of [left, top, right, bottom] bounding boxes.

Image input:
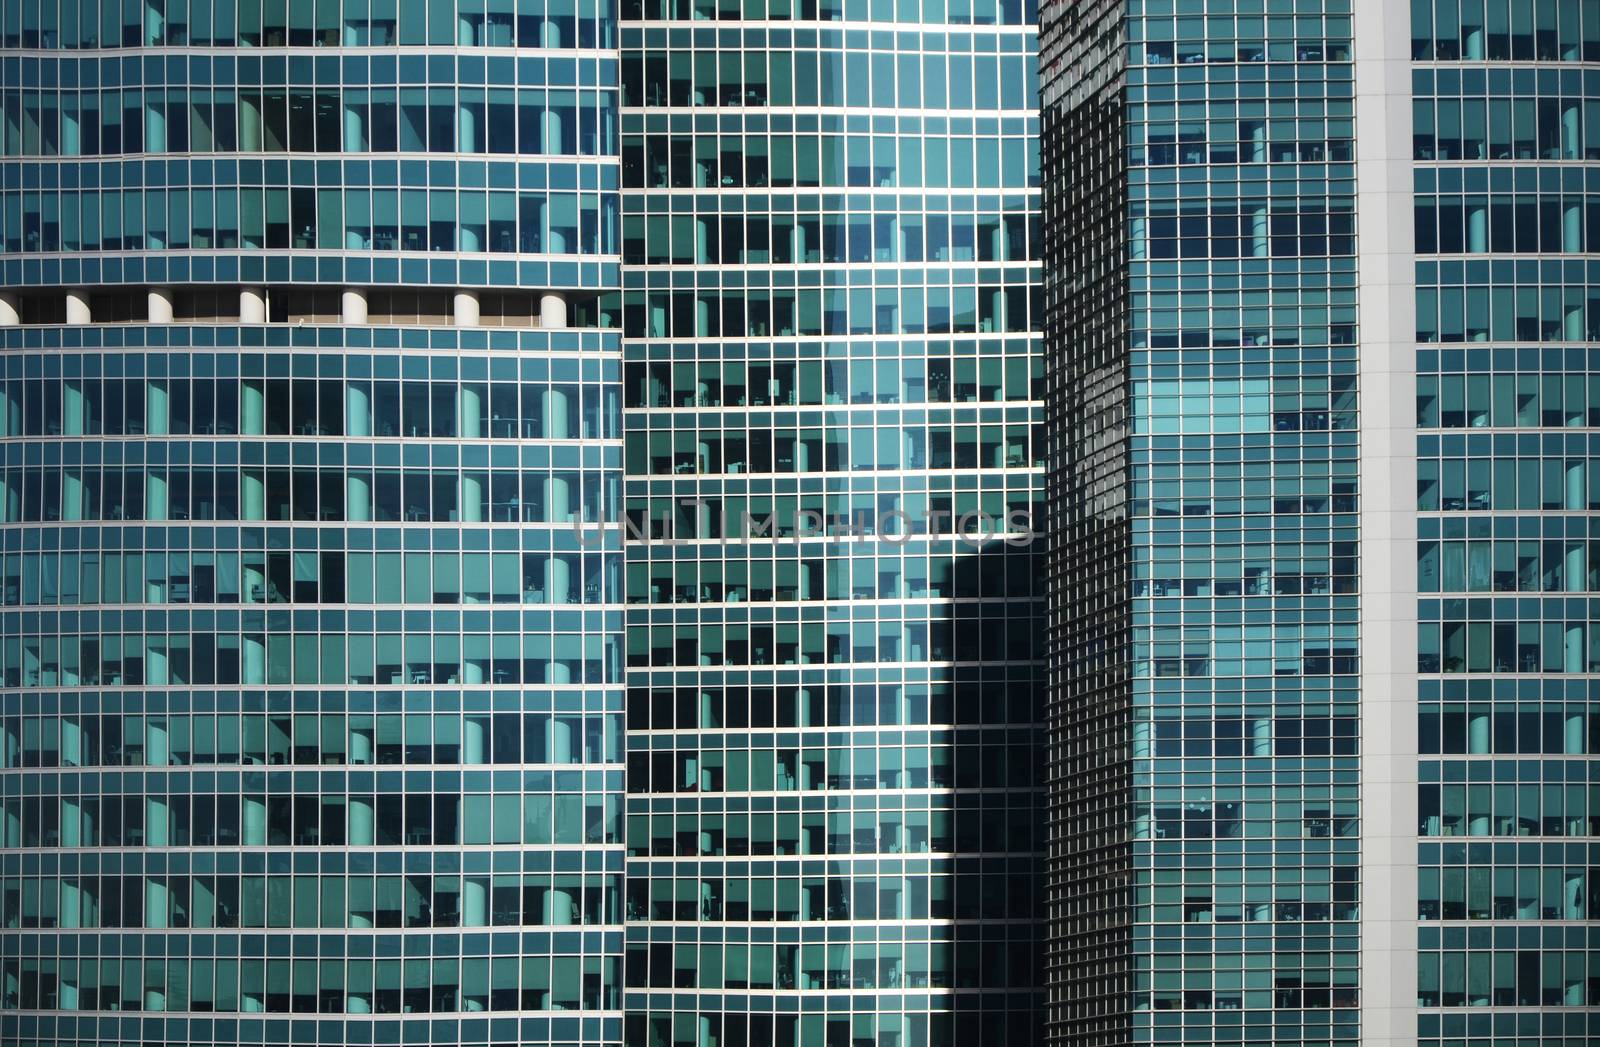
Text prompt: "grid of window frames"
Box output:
[[0, 327, 630, 1047], [1411, 3, 1600, 1046], [1046, 2, 1362, 1045], [617, 0, 1046, 1045], [0, 1, 630, 1044], [0, 18, 623, 299]]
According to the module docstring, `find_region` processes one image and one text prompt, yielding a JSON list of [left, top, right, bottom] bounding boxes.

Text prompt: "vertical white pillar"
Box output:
[[341, 287, 368, 325], [1565, 625, 1585, 673], [346, 474, 371, 522], [241, 472, 266, 519], [348, 798, 375, 845], [695, 217, 711, 262], [453, 290, 481, 327], [1249, 204, 1269, 257], [346, 383, 371, 437], [65, 290, 91, 325], [1467, 204, 1488, 253], [146, 380, 169, 434], [1468, 711, 1490, 753], [458, 101, 478, 153], [543, 386, 570, 438], [1565, 873, 1586, 919], [61, 800, 83, 847], [463, 718, 486, 764], [145, 471, 167, 520], [349, 726, 373, 764], [59, 880, 81, 928], [543, 886, 574, 925], [544, 474, 570, 522], [546, 718, 573, 763], [145, 797, 170, 847], [344, 102, 364, 153], [544, 107, 564, 162], [240, 95, 263, 151], [241, 383, 266, 435], [539, 292, 568, 329], [1565, 712, 1586, 754], [459, 474, 483, 522], [546, 554, 571, 603], [62, 110, 81, 155], [243, 796, 267, 845], [1250, 717, 1272, 756], [243, 636, 266, 684], [458, 385, 482, 439], [1354, 4, 1420, 1044], [145, 98, 166, 154], [142, 719, 167, 767], [240, 287, 266, 324], [463, 878, 488, 926]]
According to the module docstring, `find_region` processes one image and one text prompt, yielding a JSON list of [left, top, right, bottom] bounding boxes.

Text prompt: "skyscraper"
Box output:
[[615, 0, 1046, 1043], [1043, 2, 1599, 1047], [0, 3, 631, 1047], [0, 3, 1046, 1047]]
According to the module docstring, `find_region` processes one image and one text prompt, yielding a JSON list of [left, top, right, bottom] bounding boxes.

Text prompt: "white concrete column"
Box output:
[[463, 718, 486, 764], [1467, 204, 1488, 253], [546, 553, 571, 603], [453, 290, 481, 327], [539, 292, 568, 329], [458, 474, 483, 522], [65, 290, 91, 325], [341, 287, 368, 325], [343, 101, 365, 154], [1468, 712, 1490, 753], [346, 474, 371, 522], [463, 878, 488, 926], [1354, 3, 1420, 1044], [240, 287, 266, 324], [1249, 203, 1269, 257], [242, 796, 266, 845], [543, 886, 574, 925], [0, 292, 17, 326], [346, 383, 371, 437], [347, 798, 375, 846]]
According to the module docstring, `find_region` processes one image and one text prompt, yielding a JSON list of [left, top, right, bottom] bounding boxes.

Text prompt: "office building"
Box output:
[[616, 0, 1046, 1044], [0, 1, 1047, 1046], [1042, 2, 1598, 1046], [0, 3, 629, 1046]]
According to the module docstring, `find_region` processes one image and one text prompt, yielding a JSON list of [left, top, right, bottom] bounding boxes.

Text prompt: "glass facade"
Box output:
[[615, 0, 1047, 1044], [1045, 2, 1600, 1046], [0, 3, 632, 1047], [0, 2, 1049, 1047], [1043, 1, 1363, 1044], [1410, 2, 1600, 1046]]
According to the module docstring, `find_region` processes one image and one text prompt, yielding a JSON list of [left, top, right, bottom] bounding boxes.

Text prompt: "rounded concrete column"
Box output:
[[65, 289, 91, 325], [147, 287, 174, 324], [240, 287, 266, 324], [454, 290, 481, 327], [0, 292, 18, 326], [539, 291, 568, 329], [341, 287, 368, 325]]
